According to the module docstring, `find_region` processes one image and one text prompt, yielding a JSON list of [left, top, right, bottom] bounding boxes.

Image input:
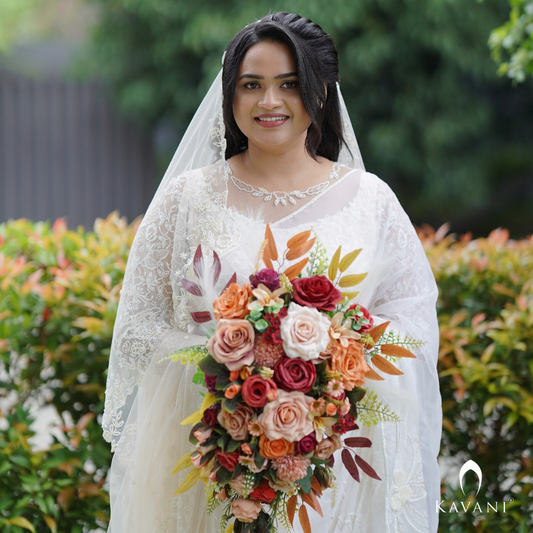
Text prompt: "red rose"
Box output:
[[249, 480, 276, 503], [274, 357, 317, 394], [241, 375, 277, 408], [251, 269, 280, 291], [295, 431, 317, 454], [215, 450, 240, 472], [204, 374, 218, 393], [202, 404, 221, 427], [347, 303, 374, 333], [291, 275, 342, 312]]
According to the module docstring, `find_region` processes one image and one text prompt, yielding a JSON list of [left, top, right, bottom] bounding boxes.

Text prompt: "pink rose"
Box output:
[[217, 404, 254, 441], [207, 319, 255, 371], [241, 374, 277, 408], [257, 390, 314, 442], [231, 499, 262, 523], [274, 356, 317, 393], [314, 434, 342, 459], [280, 303, 330, 361], [291, 275, 342, 312]]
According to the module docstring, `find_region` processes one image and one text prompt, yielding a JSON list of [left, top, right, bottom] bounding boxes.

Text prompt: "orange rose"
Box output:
[[224, 383, 241, 399], [329, 339, 369, 390], [259, 435, 294, 459], [213, 283, 252, 320]]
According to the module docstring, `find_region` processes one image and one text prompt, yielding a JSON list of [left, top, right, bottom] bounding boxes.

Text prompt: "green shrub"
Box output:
[[0, 217, 531, 531]]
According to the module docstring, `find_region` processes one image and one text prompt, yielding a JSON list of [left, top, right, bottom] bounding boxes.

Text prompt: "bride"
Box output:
[[102, 12, 442, 533]]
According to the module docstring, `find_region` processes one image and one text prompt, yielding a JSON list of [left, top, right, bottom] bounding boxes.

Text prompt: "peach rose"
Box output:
[[207, 319, 255, 371], [328, 339, 370, 390], [258, 435, 295, 459], [213, 282, 252, 320], [224, 383, 241, 399], [231, 499, 262, 523], [314, 434, 342, 459], [280, 302, 330, 361], [218, 404, 254, 441], [257, 390, 314, 442]]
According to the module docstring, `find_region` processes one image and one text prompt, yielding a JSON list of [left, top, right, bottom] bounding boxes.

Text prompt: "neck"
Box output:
[[238, 138, 328, 191]]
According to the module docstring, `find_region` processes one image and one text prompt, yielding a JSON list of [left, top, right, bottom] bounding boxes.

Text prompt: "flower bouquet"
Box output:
[[167, 226, 422, 533]]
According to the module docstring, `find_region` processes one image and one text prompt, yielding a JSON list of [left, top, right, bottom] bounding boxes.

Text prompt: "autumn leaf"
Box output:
[[302, 490, 323, 517], [284, 257, 309, 280], [173, 467, 202, 495], [380, 344, 416, 359], [355, 454, 382, 480], [263, 224, 278, 268], [311, 475, 323, 496], [298, 503, 312, 533], [287, 495, 298, 526], [365, 367, 385, 381], [339, 249, 362, 272], [328, 246, 342, 281], [371, 354, 404, 375], [287, 230, 312, 248], [369, 322, 390, 343], [338, 273, 367, 288], [344, 437, 372, 448], [341, 291, 359, 301], [286, 237, 316, 261], [341, 448, 360, 482]]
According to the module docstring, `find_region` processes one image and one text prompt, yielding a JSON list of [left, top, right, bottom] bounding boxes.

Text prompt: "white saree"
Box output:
[[102, 157, 442, 533]]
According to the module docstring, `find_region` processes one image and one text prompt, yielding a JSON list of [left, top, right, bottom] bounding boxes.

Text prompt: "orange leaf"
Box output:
[[380, 344, 416, 359], [302, 491, 323, 517], [287, 495, 297, 526], [286, 237, 316, 261], [264, 224, 278, 264], [299, 503, 312, 533], [287, 230, 312, 248], [311, 476, 323, 496], [284, 257, 309, 280], [371, 354, 404, 375], [365, 367, 385, 381], [369, 321, 390, 343]]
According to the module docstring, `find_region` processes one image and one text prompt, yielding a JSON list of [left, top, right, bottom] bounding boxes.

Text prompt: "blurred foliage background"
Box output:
[[1, 217, 532, 532]]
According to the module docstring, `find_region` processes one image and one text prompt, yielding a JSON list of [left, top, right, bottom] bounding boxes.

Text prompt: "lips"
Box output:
[[255, 114, 289, 128]]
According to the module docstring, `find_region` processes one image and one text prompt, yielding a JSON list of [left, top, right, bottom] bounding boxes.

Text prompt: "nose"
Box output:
[[258, 85, 282, 110]]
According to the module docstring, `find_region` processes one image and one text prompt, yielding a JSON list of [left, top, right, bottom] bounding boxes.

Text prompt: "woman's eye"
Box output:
[[243, 82, 260, 89], [282, 80, 299, 89]]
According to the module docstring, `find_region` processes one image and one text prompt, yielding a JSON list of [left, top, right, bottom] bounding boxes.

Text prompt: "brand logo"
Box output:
[[436, 458, 511, 515]]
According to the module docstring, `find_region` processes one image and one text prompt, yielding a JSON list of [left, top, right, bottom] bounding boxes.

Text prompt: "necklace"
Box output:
[[224, 160, 341, 206]]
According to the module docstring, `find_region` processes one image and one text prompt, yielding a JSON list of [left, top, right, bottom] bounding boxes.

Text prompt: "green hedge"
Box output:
[[0, 216, 531, 532]]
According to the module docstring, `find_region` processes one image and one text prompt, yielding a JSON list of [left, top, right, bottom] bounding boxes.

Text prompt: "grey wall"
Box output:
[[0, 67, 158, 229]]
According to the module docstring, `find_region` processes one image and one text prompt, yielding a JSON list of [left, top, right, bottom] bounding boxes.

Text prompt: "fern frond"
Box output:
[[307, 232, 329, 276], [375, 331, 424, 350], [206, 485, 221, 514], [159, 345, 209, 365], [275, 492, 293, 531], [357, 389, 401, 426]]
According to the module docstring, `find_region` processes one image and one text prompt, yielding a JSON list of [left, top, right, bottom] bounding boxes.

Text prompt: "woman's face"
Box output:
[[233, 40, 312, 153]]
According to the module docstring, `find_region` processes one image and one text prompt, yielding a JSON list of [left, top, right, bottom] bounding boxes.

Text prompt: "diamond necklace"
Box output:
[[224, 160, 341, 206]]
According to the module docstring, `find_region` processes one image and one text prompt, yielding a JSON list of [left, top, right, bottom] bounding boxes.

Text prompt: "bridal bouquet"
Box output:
[[168, 226, 421, 533]]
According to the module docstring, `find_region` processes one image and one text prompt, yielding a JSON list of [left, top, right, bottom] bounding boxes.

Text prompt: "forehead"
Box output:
[[238, 40, 297, 76]]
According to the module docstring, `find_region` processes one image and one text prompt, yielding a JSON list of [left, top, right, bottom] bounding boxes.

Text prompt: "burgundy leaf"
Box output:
[[355, 454, 382, 481], [193, 245, 204, 279], [341, 449, 360, 482], [344, 437, 372, 448], [181, 278, 204, 296], [191, 311, 212, 323], [211, 250, 222, 286], [221, 273, 237, 294]]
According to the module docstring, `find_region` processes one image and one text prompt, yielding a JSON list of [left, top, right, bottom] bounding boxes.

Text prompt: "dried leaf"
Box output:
[[212, 250, 221, 285], [355, 454, 382, 480], [365, 367, 385, 381], [339, 249, 362, 272], [191, 311, 212, 323], [287, 494, 298, 526], [341, 449, 360, 482], [221, 273, 237, 294], [344, 437, 372, 448], [380, 344, 416, 359], [369, 321, 390, 343], [298, 503, 312, 533], [182, 278, 204, 296], [174, 466, 202, 495], [341, 291, 359, 301], [171, 452, 193, 476], [311, 475, 323, 496], [264, 224, 278, 264], [302, 491, 323, 517], [287, 229, 312, 248], [284, 257, 309, 280], [338, 273, 367, 288], [328, 246, 342, 281], [286, 237, 316, 261], [372, 354, 404, 375], [193, 245, 204, 278]]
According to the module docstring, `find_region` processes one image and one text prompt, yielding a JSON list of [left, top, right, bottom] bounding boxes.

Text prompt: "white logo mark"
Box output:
[[459, 459, 482, 496]]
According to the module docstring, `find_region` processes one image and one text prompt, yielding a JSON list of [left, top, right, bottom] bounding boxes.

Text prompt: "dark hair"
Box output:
[[222, 12, 348, 161]]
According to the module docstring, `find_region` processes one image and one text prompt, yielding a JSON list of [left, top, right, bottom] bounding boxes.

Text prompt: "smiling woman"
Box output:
[[103, 12, 442, 533]]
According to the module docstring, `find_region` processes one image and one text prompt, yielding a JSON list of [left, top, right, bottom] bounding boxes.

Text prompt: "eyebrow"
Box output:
[[238, 72, 298, 81]]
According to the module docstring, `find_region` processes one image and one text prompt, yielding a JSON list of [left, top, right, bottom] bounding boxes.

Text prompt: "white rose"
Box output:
[[280, 302, 330, 361]]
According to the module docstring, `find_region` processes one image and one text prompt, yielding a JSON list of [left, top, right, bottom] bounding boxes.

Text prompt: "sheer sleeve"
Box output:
[[366, 178, 442, 532], [102, 173, 205, 453]]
